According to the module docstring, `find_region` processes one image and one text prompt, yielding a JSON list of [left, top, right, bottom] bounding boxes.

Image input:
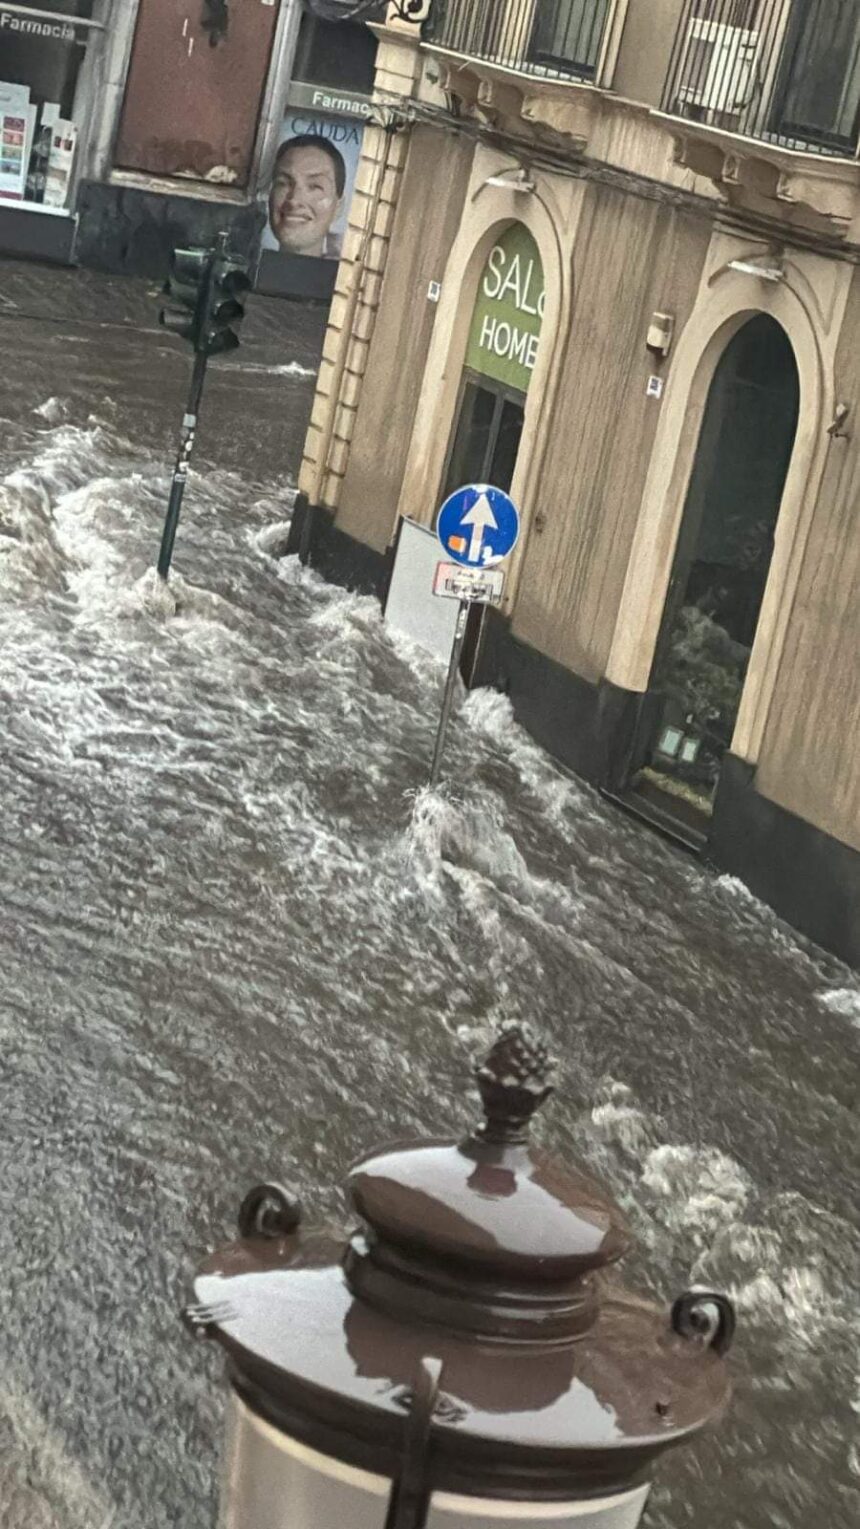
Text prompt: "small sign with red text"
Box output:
[[433, 562, 505, 606]]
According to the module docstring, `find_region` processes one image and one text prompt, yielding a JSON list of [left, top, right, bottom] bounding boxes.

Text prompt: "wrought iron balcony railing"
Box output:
[[425, 0, 614, 83], [663, 0, 860, 156]]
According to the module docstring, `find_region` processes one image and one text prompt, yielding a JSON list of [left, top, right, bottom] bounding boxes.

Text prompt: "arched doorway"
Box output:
[[439, 223, 545, 680], [441, 222, 544, 505], [630, 314, 800, 831]]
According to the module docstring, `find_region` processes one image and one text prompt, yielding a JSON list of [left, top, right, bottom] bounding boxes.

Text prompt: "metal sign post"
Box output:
[[429, 598, 470, 789], [428, 483, 520, 788]]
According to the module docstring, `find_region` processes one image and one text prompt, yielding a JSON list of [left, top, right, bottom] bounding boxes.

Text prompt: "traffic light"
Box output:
[[155, 240, 252, 581], [158, 247, 210, 348], [203, 255, 250, 357]]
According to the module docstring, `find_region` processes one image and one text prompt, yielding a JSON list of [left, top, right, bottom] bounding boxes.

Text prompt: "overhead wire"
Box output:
[[362, 71, 860, 267]]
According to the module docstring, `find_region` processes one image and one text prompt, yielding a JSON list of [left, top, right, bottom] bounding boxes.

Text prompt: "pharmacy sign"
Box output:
[[465, 223, 544, 393]]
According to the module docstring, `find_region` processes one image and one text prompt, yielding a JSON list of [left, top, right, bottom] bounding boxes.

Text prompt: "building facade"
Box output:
[[290, 0, 860, 967], [0, 0, 379, 292]]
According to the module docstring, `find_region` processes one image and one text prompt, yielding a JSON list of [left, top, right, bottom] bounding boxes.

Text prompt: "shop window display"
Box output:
[[0, 0, 95, 210]]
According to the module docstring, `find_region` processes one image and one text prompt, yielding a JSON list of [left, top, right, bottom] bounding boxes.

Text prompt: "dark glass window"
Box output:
[[442, 374, 525, 507], [492, 397, 525, 494], [773, 0, 860, 151], [529, 0, 610, 75], [444, 382, 497, 495], [639, 315, 799, 816], [293, 10, 378, 94]]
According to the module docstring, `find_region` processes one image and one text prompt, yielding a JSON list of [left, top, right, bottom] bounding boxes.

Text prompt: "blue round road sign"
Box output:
[[437, 483, 520, 568]]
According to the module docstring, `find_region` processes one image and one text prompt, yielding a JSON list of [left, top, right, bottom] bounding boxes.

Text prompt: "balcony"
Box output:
[[425, 0, 614, 83], [663, 0, 860, 157]]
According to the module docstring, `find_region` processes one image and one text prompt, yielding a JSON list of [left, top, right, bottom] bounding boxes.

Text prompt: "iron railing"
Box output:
[[662, 0, 860, 156], [425, 0, 613, 83]]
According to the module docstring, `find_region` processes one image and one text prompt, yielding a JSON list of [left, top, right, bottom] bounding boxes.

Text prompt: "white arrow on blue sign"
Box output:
[[436, 483, 520, 569]]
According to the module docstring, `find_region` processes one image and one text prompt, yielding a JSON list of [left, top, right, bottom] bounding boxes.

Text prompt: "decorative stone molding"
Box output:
[[519, 90, 592, 152], [430, 49, 597, 153], [426, 42, 860, 242], [670, 128, 857, 240], [475, 74, 527, 127]]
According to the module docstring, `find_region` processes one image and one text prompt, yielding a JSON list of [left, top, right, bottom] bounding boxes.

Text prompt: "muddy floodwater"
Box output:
[[0, 266, 858, 1529]]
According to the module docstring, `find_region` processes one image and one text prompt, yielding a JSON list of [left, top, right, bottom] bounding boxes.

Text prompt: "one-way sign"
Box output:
[[437, 483, 520, 568]]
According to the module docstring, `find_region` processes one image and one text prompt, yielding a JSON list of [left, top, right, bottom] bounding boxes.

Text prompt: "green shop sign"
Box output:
[[465, 223, 545, 393]]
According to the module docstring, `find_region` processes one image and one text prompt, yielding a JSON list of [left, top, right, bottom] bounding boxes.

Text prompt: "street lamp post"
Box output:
[[185, 1026, 735, 1528]]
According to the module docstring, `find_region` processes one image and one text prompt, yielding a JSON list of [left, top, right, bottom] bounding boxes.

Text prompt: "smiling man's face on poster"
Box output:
[[268, 134, 346, 259]]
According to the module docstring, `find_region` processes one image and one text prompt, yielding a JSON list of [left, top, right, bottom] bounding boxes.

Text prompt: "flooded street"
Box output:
[[0, 263, 858, 1529]]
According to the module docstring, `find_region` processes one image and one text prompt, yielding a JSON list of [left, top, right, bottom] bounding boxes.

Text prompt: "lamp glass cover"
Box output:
[[220, 1395, 650, 1529]]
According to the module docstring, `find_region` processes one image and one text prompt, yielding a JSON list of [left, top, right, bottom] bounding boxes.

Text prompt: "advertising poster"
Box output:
[[261, 108, 364, 264], [0, 80, 31, 202]]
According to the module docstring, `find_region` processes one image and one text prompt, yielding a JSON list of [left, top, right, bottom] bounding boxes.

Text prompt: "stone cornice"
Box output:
[[412, 40, 860, 246]]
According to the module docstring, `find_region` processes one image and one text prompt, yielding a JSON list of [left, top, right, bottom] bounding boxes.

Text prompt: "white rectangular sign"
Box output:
[[384, 519, 459, 661], [433, 561, 505, 605]]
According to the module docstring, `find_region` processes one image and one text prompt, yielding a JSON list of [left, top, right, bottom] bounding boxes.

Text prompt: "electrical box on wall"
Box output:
[[647, 312, 674, 358]]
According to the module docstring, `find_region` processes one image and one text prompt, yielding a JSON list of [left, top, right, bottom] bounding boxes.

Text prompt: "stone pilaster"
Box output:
[[298, 25, 423, 511]]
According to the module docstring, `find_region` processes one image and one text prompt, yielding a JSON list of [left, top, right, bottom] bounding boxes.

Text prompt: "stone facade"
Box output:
[[292, 1, 860, 966]]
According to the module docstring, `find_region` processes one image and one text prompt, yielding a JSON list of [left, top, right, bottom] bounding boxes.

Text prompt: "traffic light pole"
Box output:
[[157, 344, 209, 581], [156, 236, 248, 580]]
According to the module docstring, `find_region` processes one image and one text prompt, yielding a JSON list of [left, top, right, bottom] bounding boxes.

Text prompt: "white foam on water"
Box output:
[[403, 785, 588, 960], [50, 476, 131, 609], [462, 686, 592, 824], [383, 619, 449, 687], [693, 1191, 860, 1347], [817, 987, 860, 1025], [1, 411, 858, 1529], [33, 395, 67, 425], [591, 1084, 664, 1160], [0, 1382, 115, 1529], [640, 1142, 752, 1242], [715, 872, 756, 901], [252, 519, 293, 559], [230, 360, 316, 378]]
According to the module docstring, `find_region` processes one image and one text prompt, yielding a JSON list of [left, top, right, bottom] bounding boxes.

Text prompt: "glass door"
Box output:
[[772, 0, 860, 152], [439, 372, 525, 681], [442, 372, 525, 506], [631, 315, 799, 823]]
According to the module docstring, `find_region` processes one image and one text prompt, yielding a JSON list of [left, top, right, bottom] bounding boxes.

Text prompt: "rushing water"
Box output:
[[0, 277, 858, 1529]]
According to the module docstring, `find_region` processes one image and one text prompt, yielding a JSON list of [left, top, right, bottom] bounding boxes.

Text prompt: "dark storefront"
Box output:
[[0, 0, 104, 261], [73, 0, 379, 293], [0, 0, 381, 289]]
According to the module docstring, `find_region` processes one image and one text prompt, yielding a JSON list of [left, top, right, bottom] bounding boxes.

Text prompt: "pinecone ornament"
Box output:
[[473, 1023, 557, 1143]]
